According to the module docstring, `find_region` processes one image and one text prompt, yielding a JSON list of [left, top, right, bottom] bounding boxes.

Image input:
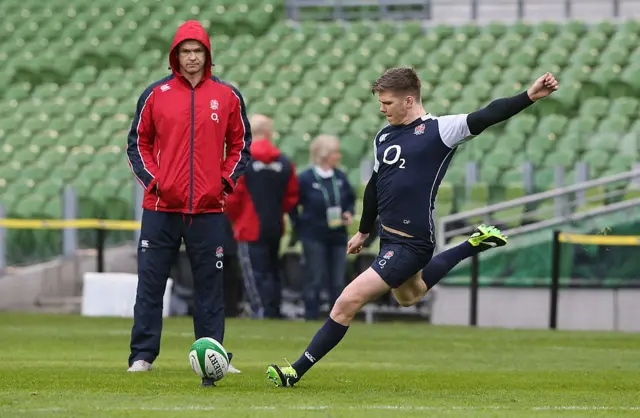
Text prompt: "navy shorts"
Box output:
[[370, 228, 435, 289]]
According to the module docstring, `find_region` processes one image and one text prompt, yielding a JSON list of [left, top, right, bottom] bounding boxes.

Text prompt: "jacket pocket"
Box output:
[[156, 169, 187, 209], [197, 177, 225, 210]]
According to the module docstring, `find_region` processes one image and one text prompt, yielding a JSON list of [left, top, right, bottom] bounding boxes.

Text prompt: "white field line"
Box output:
[[10, 405, 640, 413]]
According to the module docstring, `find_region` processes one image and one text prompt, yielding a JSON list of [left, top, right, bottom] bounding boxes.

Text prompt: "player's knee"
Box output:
[[396, 288, 426, 307], [396, 293, 422, 307], [330, 292, 363, 323]]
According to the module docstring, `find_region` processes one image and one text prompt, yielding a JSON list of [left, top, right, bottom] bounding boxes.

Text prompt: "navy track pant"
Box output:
[[237, 240, 281, 319], [129, 209, 227, 366]]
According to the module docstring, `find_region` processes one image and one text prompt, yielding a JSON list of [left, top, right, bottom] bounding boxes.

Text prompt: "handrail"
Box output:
[[440, 196, 640, 251], [440, 169, 640, 224], [502, 197, 640, 238]]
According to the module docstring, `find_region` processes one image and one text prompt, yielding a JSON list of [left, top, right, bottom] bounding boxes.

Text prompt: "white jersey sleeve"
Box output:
[[437, 114, 474, 148]]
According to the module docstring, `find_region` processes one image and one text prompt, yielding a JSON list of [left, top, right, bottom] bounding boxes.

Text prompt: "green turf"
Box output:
[[1, 313, 639, 417]]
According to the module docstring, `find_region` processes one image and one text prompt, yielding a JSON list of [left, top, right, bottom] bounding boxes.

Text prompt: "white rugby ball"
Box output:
[[189, 337, 229, 381]]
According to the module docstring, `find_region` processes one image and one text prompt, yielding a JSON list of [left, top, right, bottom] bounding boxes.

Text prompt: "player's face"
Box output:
[[178, 40, 206, 76], [377, 91, 410, 125]]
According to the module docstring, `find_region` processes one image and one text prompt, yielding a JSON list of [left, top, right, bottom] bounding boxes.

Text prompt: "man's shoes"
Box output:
[[227, 364, 242, 374], [226, 351, 241, 373], [127, 360, 152, 372], [266, 363, 299, 387], [468, 224, 508, 252]]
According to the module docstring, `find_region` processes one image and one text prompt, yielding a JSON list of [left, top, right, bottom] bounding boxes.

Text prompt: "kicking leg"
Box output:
[[392, 224, 508, 307], [392, 272, 427, 307], [266, 267, 390, 387], [423, 224, 507, 289]]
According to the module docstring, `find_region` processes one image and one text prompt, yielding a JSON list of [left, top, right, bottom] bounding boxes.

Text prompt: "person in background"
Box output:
[[225, 114, 299, 319], [291, 134, 356, 320]]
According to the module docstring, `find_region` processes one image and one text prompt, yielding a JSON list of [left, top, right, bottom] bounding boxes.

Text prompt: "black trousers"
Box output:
[[237, 240, 282, 319], [223, 254, 243, 317], [129, 210, 226, 366]]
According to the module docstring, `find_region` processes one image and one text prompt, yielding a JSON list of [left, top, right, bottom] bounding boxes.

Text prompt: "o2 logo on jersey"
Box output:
[[382, 145, 406, 169]]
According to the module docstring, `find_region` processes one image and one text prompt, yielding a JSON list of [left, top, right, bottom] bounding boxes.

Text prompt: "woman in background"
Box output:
[[291, 134, 356, 320]]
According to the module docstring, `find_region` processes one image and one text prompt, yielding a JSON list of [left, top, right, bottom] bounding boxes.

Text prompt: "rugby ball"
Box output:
[[189, 337, 229, 381]]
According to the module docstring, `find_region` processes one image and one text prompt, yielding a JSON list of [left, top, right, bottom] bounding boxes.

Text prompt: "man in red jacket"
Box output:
[[125, 20, 251, 386], [225, 114, 298, 319]]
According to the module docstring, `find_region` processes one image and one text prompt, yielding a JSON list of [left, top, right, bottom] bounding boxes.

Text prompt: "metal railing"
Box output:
[[436, 168, 640, 252]]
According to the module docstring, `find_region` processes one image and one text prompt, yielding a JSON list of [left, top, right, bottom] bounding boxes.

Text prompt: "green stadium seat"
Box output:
[[435, 181, 454, 218], [596, 116, 630, 135], [609, 152, 636, 171], [494, 183, 526, 228], [479, 164, 500, 184], [459, 182, 489, 223], [582, 149, 611, 177], [544, 149, 575, 167], [579, 97, 609, 118], [618, 133, 639, 155]]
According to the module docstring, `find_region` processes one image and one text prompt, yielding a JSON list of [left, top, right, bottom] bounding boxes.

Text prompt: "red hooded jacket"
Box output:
[[126, 20, 251, 214], [225, 139, 299, 243]]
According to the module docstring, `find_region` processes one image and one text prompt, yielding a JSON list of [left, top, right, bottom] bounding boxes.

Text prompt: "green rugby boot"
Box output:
[[266, 363, 299, 387], [468, 224, 507, 252]]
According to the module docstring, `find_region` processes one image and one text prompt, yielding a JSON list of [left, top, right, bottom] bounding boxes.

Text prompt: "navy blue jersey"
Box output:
[[373, 113, 473, 244]]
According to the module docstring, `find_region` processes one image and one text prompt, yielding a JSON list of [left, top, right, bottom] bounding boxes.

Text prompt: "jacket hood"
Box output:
[[169, 20, 212, 80], [251, 139, 281, 163]]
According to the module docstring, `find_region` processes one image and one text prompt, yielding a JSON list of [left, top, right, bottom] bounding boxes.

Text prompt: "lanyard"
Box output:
[[312, 169, 341, 208]]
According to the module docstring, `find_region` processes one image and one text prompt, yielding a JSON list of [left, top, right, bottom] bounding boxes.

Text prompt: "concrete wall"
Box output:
[[431, 285, 640, 332], [0, 244, 137, 312]]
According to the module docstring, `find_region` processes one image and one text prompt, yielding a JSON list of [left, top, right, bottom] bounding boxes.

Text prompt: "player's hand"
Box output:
[[527, 72, 559, 101], [221, 177, 232, 194], [347, 232, 368, 254], [342, 211, 353, 226]]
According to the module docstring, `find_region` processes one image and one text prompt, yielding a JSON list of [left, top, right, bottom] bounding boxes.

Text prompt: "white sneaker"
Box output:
[[227, 363, 242, 374], [127, 360, 153, 372]]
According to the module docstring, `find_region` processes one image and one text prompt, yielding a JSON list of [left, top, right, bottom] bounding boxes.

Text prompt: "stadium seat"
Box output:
[[435, 181, 454, 218]]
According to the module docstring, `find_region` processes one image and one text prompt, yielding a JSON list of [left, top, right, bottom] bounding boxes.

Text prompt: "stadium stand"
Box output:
[[2, 1, 640, 268]]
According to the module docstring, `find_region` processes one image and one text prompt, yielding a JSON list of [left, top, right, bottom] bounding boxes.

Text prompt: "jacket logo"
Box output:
[[414, 123, 425, 135], [160, 84, 171, 92], [211, 100, 220, 123], [252, 161, 283, 172]]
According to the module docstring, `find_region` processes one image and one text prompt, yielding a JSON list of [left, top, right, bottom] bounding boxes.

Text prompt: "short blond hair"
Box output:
[[249, 114, 273, 139], [309, 134, 340, 165]]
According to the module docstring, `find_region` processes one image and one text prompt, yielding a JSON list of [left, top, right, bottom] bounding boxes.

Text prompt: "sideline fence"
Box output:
[[549, 230, 640, 329], [0, 218, 140, 273], [466, 231, 640, 329]]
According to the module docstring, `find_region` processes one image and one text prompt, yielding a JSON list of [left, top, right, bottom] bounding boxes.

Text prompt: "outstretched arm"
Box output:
[[439, 72, 559, 147]]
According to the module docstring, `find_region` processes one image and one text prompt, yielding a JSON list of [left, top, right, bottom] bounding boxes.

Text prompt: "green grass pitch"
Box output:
[[1, 312, 639, 417]]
